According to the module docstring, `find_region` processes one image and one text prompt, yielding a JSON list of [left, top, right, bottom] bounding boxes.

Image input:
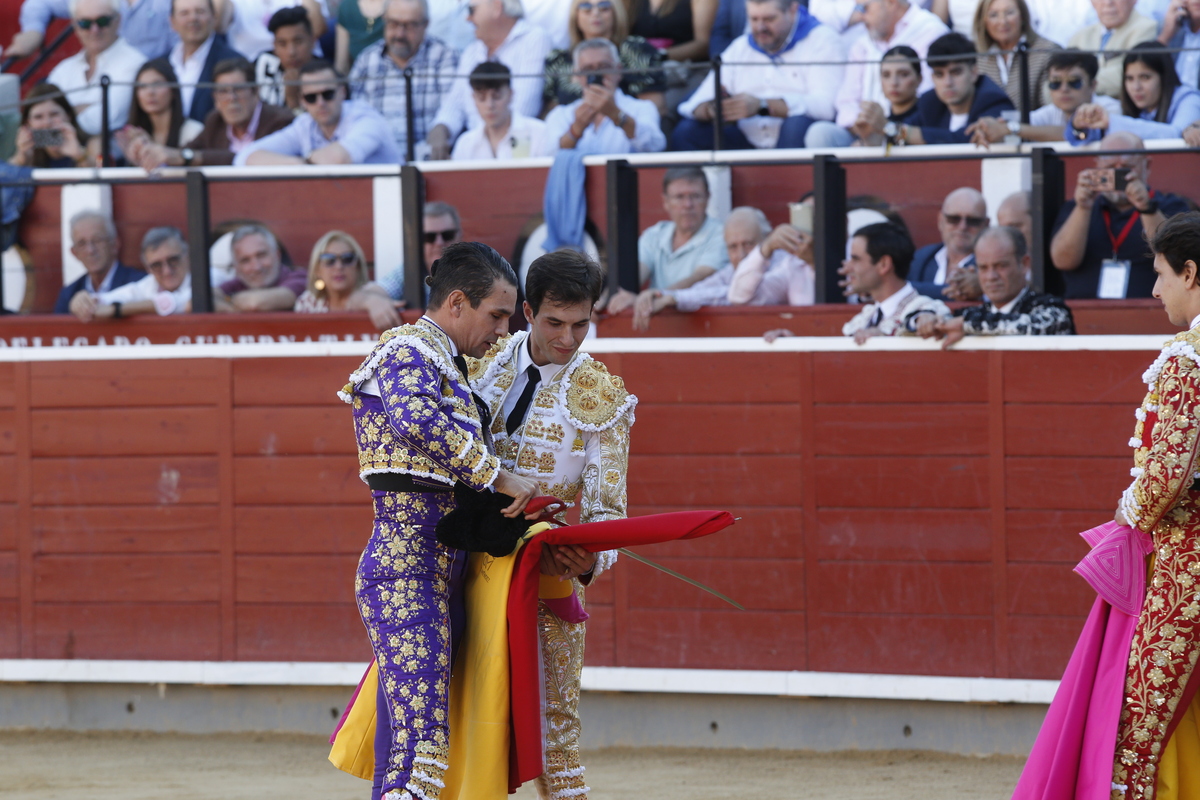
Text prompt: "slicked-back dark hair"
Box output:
[[269, 5, 312, 34], [426, 241, 518, 309], [1151, 211, 1200, 275], [855, 222, 916, 279], [469, 61, 512, 92], [525, 250, 605, 315]]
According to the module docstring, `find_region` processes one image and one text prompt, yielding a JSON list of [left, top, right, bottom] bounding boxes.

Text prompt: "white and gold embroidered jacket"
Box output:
[[468, 331, 636, 577]]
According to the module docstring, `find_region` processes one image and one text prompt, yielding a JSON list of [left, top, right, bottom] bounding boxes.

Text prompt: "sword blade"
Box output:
[[617, 548, 745, 611]]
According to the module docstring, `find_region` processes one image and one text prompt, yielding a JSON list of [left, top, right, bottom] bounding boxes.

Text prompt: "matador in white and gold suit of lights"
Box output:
[[468, 328, 635, 800]]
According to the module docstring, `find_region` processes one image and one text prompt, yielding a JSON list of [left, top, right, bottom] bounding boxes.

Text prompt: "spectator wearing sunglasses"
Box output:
[[909, 186, 988, 301], [237, 58, 402, 164], [46, 0, 148, 138], [8, 0, 175, 66], [294, 230, 403, 328], [377, 201, 462, 302], [969, 50, 1122, 145]]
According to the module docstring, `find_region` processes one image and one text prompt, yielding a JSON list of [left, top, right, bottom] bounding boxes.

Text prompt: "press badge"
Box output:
[[1098, 259, 1132, 299]]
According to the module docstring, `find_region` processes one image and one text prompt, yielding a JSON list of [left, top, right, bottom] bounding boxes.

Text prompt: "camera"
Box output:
[[1094, 167, 1131, 192], [31, 128, 64, 148], [587, 73, 604, 86]]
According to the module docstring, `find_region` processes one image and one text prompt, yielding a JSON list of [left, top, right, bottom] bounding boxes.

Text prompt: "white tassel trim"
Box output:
[[403, 784, 436, 800], [1118, 480, 1142, 527], [455, 432, 477, 460], [412, 756, 449, 770], [546, 765, 586, 779], [549, 787, 590, 800], [1112, 782, 1128, 793], [475, 332, 523, 406], [1135, 407, 1147, 422], [359, 467, 455, 487], [382, 791, 413, 800], [1142, 339, 1200, 388], [409, 771, 446, 789], [1131, 466, 1145, 478], [1129, 437, 1142, 448]]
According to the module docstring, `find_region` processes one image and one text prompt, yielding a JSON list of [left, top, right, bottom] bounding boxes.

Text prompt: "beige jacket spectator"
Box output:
[[1068, 1, 1157, 98]]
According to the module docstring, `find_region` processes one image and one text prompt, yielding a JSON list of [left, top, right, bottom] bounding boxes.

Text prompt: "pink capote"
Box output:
[[1012, 522, 1152, 800]]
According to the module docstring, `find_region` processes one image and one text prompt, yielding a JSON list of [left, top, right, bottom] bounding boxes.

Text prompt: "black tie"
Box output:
[[507, 365, 542, 436], [868, 306, 883, 328], [452, 353, 492, 432]]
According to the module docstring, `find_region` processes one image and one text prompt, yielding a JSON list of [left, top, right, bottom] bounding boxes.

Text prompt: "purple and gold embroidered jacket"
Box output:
[[339, 318, 500, 490]]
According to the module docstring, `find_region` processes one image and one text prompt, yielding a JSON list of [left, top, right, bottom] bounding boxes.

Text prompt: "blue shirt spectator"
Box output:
[[237, 61, 401, 165]]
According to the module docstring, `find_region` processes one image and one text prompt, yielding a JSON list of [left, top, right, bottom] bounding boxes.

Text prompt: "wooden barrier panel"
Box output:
[[0, 340, 1159, 678]]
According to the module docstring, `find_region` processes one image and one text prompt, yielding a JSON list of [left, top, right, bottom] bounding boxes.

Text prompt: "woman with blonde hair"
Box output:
[[541, 0, 666, 115], [295, 231, 399, 328], [973, 0, 1060, 111]]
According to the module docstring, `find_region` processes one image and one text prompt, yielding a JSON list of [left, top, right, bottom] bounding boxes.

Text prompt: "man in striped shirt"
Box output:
[[350, 0, 459, 158]]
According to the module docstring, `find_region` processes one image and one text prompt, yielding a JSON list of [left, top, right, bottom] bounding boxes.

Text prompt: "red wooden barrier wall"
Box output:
[[0, 344, 1154, 678]]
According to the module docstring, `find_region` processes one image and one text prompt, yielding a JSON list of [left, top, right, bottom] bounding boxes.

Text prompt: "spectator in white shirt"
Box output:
[[543, 38, 666, 154], [451, 62, 553, 159], [969, 50, 1121, 144], [727, 216, 816, 305], [674, 0, 845, 150], [69, 226, 194, 320], [426, 0, 553, 158], [47, 0, 148, 137], [806, 0, 947, 148]]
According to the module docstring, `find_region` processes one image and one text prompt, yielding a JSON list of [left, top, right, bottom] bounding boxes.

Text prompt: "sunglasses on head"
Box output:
[[424, 229, 458, 244], [76, 14, 114, 29], [1048, 77, 1086, 91], [302, 88, 338, 104], [320, 252, 358, 267], [943, 214, 987, 227], [578, 1, 614, 11]]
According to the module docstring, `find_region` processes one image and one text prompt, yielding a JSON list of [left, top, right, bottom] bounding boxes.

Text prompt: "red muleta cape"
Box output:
[[506, 509, 736, 791]]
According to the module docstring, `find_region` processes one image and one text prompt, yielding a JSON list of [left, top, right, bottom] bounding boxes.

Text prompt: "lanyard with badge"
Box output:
[[1097, 206, 1138, 299]]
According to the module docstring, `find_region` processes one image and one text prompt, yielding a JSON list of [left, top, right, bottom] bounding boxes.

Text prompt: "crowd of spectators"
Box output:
[[8, 0, 1200, 170]]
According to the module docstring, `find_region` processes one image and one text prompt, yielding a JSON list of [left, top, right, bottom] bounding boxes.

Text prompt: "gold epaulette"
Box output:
[[565, 357, 635, 431], [467, 333, 513, 382]]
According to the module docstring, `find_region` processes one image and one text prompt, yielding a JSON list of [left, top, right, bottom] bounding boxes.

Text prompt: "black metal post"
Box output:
[[100, 75, 111, 167], [1016, 42, 1031, 124], [711, 56, 723, 152], [812, 154, 847, 304], [185, 170, 213, 312], [605, 159, 639, 295], [401, 164, 426, 310], [404, 67, 416, 164], [1030, 147, 1064, 295]]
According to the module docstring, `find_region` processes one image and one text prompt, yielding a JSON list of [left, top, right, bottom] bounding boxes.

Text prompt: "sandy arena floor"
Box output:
[[0, 730, 1025, 799]]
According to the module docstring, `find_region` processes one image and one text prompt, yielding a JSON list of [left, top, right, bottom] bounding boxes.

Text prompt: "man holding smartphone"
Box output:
[[542, 39, 665, 154], [1050, 131, 1190, 299]]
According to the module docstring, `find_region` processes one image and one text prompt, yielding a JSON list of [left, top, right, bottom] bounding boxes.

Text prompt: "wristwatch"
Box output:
[[180, 147, 196, 166], [883, 121, 898, 142], [1137, 199, 1160, 215], [1007, 119, 1022, 135], [757, 98, 770, 116]]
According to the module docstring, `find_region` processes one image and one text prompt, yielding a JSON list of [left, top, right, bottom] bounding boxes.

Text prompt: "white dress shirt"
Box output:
[[98, 272, 192, 314], [833, 4, 947, 127], [932, 246, 973, 285], [431, 18, 552, 139], [501, 338, 566, 427], [544, 90, 666, 155], [727, 246, 815, 306], [678, 25, 846, 148], [1028, 94, 1121, 127], [47, 37, 146, 136], [450, 113, 552, 159], [521, 0, 572, 50], [168, 35, 214, 116]]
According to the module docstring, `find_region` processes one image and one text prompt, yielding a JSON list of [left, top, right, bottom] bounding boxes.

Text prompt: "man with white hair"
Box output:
[[543, 39, 665, 155], [54, 210, 145, 314], [215, 224, 308, 311], [7, 0, 174, 63], [674, 0, 845, 151], [350, 0, 459, 156], [630, 206, 813, 330], [1068, 0, 1157, 98], [69, 227, 194, 320], [46, 0, 148, 137], [426, 0, 552, 159]]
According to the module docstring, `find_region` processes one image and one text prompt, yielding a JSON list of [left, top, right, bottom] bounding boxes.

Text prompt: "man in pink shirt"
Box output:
[[805, 0, 947, 148], [216, 224, 308, 312]]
